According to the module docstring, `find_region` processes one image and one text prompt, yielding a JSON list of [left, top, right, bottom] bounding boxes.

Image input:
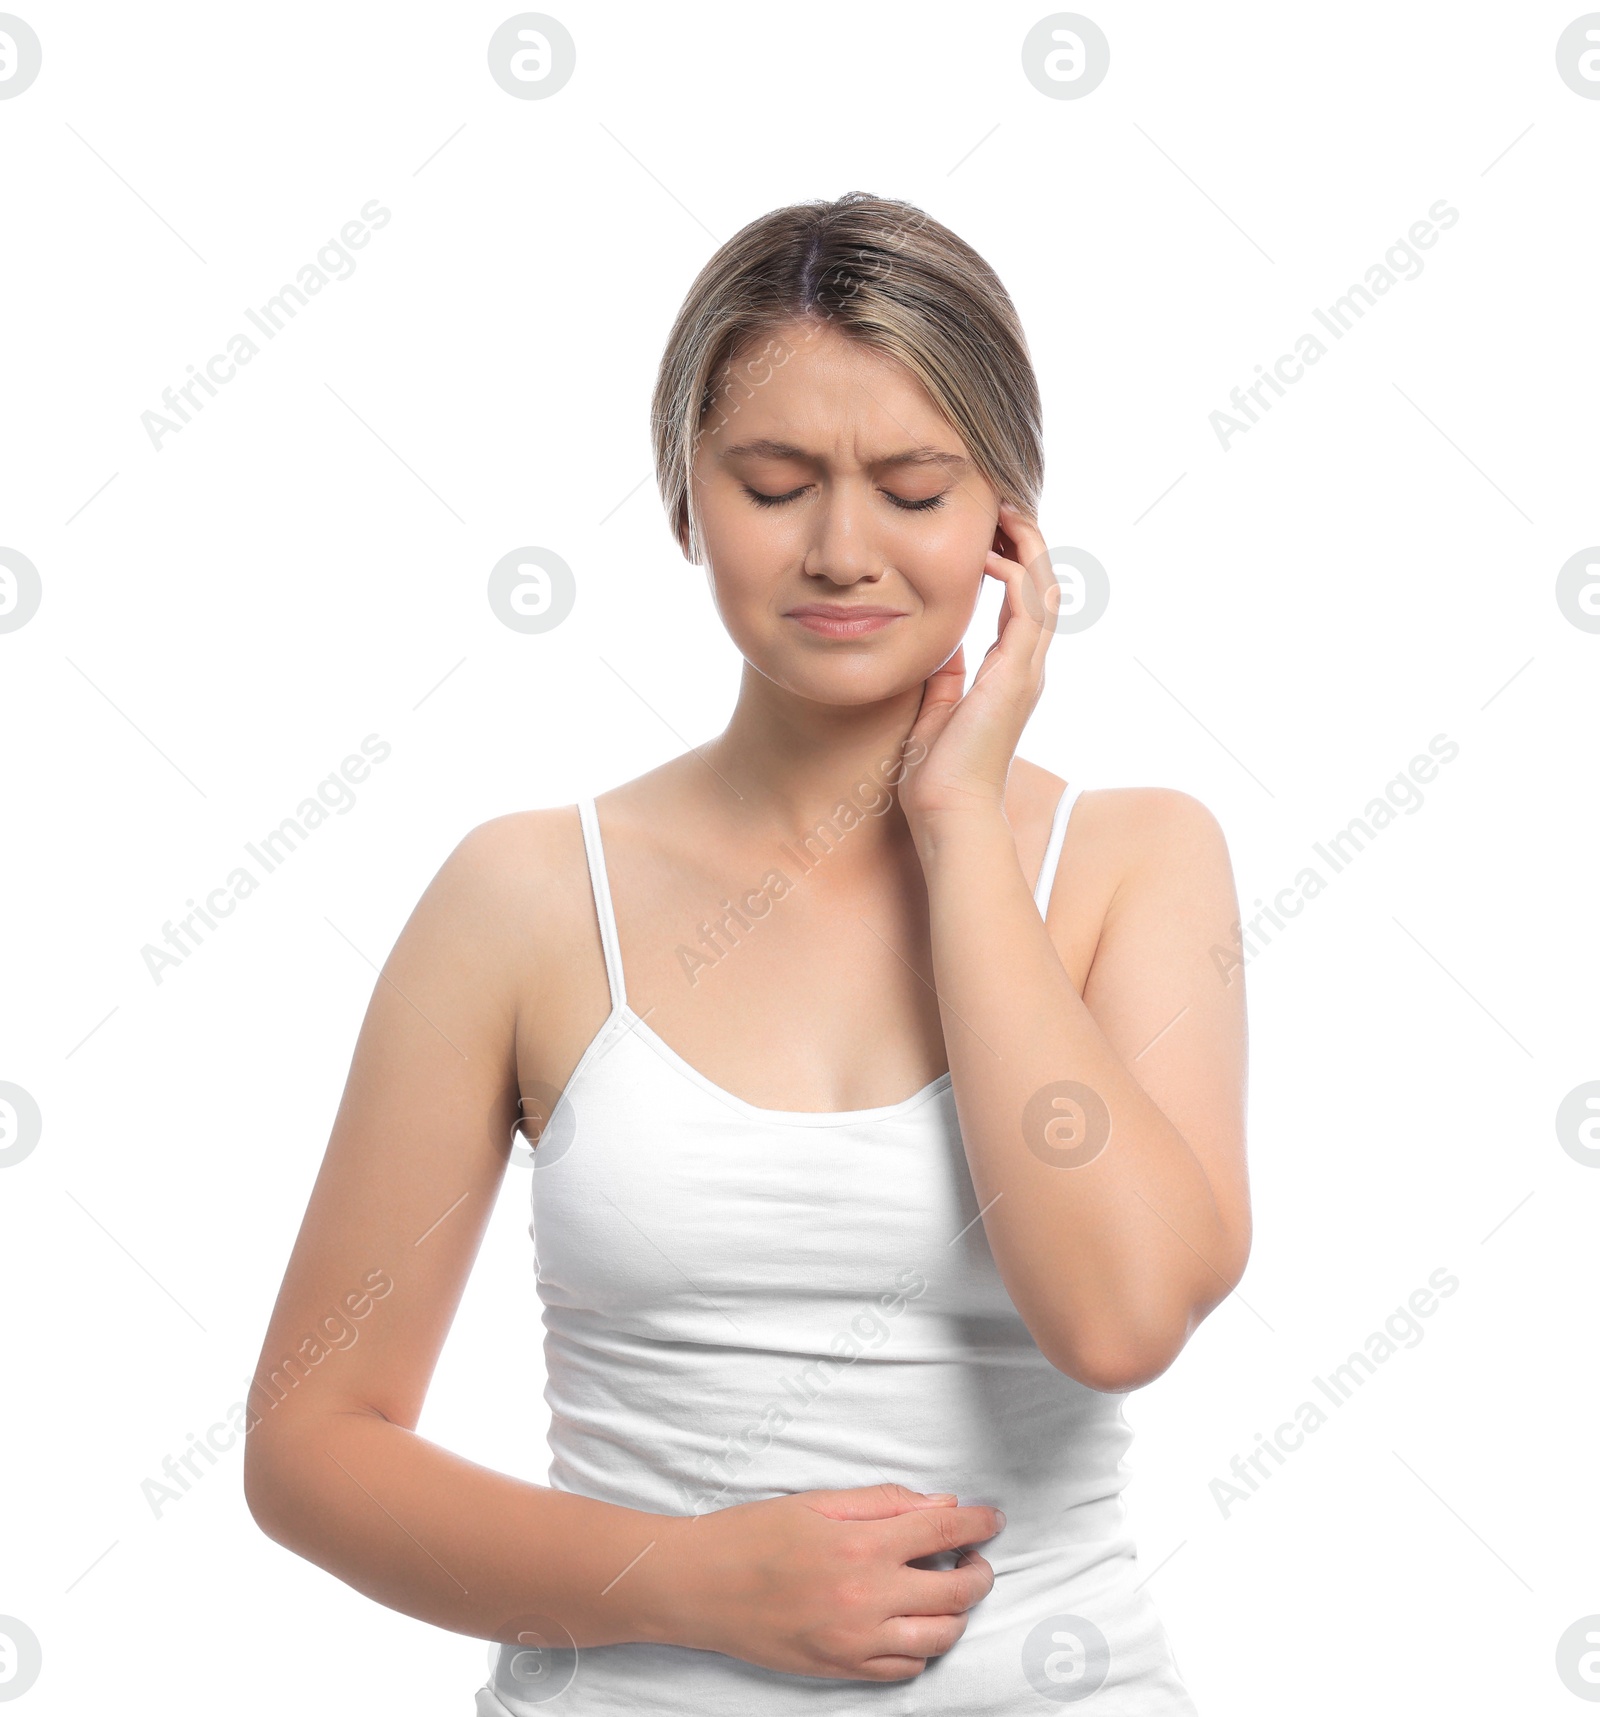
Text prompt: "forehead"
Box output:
[[706, 319, 964, 460]]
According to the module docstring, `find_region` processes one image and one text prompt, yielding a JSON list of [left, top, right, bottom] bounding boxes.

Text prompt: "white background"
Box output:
[[2, 2, 1597, 1711]]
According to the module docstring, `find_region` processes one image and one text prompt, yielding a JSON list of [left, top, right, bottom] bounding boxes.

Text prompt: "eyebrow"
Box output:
[[716, 437, 970, 473]]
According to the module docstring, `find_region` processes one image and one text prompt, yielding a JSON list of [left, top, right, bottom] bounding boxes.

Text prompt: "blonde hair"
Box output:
[[651, 192, 1043, 563]]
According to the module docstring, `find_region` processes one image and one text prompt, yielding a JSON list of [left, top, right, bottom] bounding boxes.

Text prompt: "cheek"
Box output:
[[899, 522, 989, 604], [701, 482, 788, 553], [694, 503, 763, 589], [703, 529, 781, 616]]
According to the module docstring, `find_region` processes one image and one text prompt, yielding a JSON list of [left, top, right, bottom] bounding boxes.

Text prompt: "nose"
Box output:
[[803, 483, 883, 586]]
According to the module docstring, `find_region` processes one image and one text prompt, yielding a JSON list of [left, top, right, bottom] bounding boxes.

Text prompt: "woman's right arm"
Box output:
[[241, 811, 998, 1678], [241, 811, 699, 1649]]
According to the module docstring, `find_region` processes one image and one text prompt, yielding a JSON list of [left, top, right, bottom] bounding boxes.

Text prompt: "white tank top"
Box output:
[[479, 783, 1198, 1715]]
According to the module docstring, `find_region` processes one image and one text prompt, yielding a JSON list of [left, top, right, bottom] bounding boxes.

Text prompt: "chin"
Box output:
[[755, 651, 933, 709]]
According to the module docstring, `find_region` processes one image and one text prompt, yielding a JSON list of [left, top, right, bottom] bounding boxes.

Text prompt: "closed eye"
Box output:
[[741, 484, 948, 513], [741, 483, 807, 508]]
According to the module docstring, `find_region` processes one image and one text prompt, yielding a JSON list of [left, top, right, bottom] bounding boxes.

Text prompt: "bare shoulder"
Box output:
[[1010, 771, 1236, 966], [1026, 781, 1225, 881], [1008, 763, 1230, 872], [1064, 787, 1243, 1056], [447, 804, 583, 896], [1096, 783, 1226, 833], [1070, 789, 1235, 957], [436, 805, 592, 995], [1081, 784, 1231, 868]]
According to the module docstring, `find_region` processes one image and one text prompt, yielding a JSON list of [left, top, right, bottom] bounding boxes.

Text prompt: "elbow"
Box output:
[[242, 1420, 314, 1547], [1041, 1313, 1190, 1394], [242, 1432, 288, 1541], [243, 1401, 391, 1544], [1054, 1254, 1252, 1391], [1030, 1258, 1248, 1391], [1053, 1340, 1179, 1394]]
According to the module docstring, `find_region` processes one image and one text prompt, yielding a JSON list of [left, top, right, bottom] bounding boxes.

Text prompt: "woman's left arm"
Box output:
[[901, 505, 1251, 1393]]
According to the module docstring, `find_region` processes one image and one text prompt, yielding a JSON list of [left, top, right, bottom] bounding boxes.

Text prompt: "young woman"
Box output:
[[243, 192, 1249, 1714]]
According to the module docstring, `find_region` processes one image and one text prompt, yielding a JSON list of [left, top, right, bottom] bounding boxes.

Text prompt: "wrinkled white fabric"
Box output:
[[478, 784, 1199, 1714]]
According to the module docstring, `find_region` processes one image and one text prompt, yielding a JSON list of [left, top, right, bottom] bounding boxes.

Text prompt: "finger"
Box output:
[[888, 1552, 996, 1618], [978, 548, 1047, 675], [905, 646, 966, 751], [915, 643, 966, 714], [905, 698, 962, 770], [997, 502, 1063, 640], [868, 1610, 970, 1667], [805, 1482, 956, 1522], [888, 1500, 1005, 1564], [987, 565, 1014, 656], [852, 1651, 936, 1682], [919, 1561, 993, 1607], [998, 498, 1050, 562]]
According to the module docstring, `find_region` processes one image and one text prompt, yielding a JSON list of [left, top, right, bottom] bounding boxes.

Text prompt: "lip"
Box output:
[[785, 604, 907, 638]]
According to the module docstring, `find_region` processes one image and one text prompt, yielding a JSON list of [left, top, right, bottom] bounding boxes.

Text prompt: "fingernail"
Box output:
[[994, 1510, 1007, 1529]]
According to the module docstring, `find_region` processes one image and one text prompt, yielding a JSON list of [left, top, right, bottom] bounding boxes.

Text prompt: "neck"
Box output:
[[697, 663, 926, 839]]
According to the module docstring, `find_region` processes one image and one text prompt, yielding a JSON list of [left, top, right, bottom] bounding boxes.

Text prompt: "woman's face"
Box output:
[[686, 318, 1004, 707]]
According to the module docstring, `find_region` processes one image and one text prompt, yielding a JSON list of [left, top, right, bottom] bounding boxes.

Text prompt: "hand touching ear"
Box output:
[[899, 501, 1060, 829]]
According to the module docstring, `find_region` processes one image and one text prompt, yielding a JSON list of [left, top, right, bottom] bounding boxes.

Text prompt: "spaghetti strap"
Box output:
[[1033, 781, 1083, 914], [576, 797, 627, 1011], [494, 774, 1203, 1713]]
